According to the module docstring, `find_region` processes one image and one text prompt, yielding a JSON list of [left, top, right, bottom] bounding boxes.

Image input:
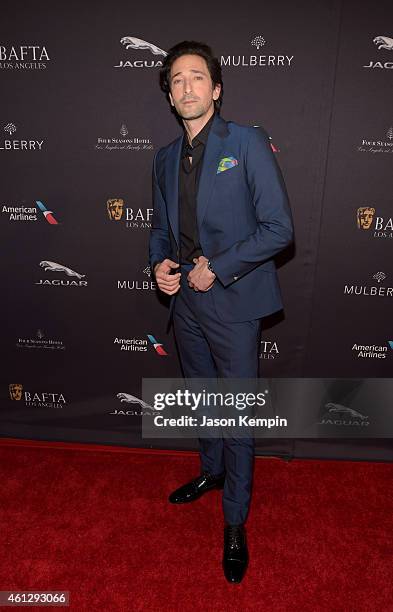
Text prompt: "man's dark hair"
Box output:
[[159, 40, 223, 112]]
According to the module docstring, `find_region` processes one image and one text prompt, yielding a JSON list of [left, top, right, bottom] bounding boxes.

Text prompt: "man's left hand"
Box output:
[[188, 256, 216, 291]]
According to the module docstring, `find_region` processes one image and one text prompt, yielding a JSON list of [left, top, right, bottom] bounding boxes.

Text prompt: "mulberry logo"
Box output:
[[221, 35, 294, 68], [1, 122, 44, 151], [115, 36, 166, 68], [251, 35, 266, 50], [117, 266, 156, 291], [344, 272, 393, 298], [4, 123, 16, 135], [373, 271, 386, 283]]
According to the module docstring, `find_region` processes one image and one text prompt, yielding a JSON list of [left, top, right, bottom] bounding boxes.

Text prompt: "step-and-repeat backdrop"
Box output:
[[2, 0, 392, 460]]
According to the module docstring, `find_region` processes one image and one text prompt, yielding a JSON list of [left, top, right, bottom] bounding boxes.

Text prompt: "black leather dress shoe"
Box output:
[[168, 471, 225, 504], [222, 524, 248, 583]]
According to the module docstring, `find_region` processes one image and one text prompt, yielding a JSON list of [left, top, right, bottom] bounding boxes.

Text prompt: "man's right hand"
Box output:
[[154, 259, 181, 295]]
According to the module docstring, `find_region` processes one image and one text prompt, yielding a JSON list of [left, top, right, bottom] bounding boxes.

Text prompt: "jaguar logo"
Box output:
[[120, 37, 167, 57], [373, 35, 393, 51], [116, 392, 156, 413], [325, 403, 368, 420], [39, 261, 85, 279]]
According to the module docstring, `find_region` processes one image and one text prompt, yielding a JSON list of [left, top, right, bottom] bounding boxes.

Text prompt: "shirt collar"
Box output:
[[183, 111, 216, 151]]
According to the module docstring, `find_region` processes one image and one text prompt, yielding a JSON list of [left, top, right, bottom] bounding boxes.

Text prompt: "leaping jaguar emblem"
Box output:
[[120, 37, 167, 57], [325, 403, 368, 420], [373, 35, 393, 51], [39, 261, 85, 279], [117, 392, 156, 413]]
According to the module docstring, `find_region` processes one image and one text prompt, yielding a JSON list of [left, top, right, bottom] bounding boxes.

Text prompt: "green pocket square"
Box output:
[[217, 156, 239, 174]]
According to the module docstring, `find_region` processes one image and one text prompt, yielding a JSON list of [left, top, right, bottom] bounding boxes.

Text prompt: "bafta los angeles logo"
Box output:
[[357, 207, 375, 230], [9, 383, 23, 400], [107, 198, 124, 221]]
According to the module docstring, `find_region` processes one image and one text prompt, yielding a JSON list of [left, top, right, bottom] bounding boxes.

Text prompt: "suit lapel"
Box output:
[[165, 136, 182, 248], [164, 113, 229, 248], [196, 114, 229, 231]]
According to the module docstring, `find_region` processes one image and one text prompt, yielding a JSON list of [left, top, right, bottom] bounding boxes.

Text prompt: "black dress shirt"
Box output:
[[178, 111, 215, 265]]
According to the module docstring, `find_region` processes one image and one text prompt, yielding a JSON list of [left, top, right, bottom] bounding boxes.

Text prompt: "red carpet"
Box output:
[[1, 439, 393, 611]]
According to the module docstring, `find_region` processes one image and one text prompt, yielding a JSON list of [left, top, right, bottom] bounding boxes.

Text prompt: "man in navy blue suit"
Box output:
[[149, 40, 294, 583]]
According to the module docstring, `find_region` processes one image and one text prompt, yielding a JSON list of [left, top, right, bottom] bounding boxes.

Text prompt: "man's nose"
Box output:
[[183, 79, 192, 94]]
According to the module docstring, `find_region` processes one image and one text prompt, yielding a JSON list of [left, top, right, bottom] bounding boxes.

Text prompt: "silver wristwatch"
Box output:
[[207, 259, 215, 274]]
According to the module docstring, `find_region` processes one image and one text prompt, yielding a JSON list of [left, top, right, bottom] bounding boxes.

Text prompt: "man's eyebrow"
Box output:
[[171, 69, 206, 80]]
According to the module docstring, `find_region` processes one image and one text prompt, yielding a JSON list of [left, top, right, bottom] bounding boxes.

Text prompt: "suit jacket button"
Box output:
[[233, 275, 238, 280]]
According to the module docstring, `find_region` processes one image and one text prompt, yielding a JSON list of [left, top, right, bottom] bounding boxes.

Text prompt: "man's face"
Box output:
[[168, 54, 221, 120]]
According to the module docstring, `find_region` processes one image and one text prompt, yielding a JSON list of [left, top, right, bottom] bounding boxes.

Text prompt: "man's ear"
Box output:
[[169, 91, 174, 106], [213, 83, 221, 101]]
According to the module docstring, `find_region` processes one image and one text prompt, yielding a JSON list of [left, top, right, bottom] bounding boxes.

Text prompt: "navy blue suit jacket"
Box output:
[[149, 113, 294, 326]]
